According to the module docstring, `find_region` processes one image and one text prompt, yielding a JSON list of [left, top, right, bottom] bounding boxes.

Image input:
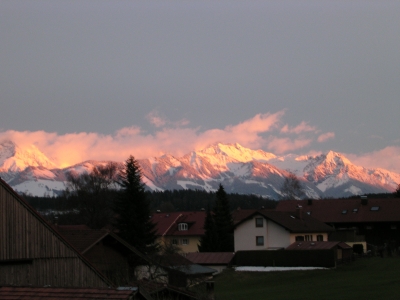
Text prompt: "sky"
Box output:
[[1, 1, 400, 172]]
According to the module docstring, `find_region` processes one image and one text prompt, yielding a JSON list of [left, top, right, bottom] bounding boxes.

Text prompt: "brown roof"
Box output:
[[233, 209, 335, 233], [275, 198, 400, 223], [54, 226, 110, 253], [0, 286, 135, 300], [185, 252, 235, 265], [286, 241, 352, 250], [54, 225, 148, 262], [151, 211, 206, 237]]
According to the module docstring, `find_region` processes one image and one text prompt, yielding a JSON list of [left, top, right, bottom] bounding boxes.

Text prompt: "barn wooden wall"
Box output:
[[0, 181, 111, 287]]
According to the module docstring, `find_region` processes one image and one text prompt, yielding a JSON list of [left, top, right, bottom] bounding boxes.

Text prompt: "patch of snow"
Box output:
[[235, 266, 327, 272], [344, 185, 362, 195], [13, 179, 66, 197]]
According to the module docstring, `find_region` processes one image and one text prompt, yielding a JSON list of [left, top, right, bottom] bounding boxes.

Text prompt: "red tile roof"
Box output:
[[151, 211, 206, 237], [233, 209, 335, 233], [286, 241, 352, 250], [185, 252, 235, 265], [275, 198, 400, 223], [0, 286, 135, 300]]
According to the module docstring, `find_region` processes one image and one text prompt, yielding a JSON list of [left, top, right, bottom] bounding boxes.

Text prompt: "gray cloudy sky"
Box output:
[[1, 1, 400, 172]]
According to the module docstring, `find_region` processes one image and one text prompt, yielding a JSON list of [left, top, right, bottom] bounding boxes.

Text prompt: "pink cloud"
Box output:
[[346, 146, 400, 173], [281, 121, 317, 134], [0, 110, 346, 168], [317, 132, 335, 142], [266, 137, 312, 154]]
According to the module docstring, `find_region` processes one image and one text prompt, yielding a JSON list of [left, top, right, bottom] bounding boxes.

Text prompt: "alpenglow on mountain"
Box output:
[[0, 140, 399, 199]]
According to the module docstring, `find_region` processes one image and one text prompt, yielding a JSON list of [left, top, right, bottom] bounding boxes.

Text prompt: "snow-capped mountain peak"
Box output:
[[0, 140, 57, 173], [199, 142, 276, 163]]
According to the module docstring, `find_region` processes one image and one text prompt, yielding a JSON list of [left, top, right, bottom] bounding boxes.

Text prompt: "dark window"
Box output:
[[317, 235, 323, 241], [255, 218, 263, 227], [256, 236, 264, 246], [295, 236, 304, 241], [182, 238, 189, 245], [172, 239, 178, 245], [305, 235, 313, 241]]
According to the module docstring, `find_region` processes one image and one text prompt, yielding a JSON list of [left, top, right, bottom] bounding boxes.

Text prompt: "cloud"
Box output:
[[266, 137, 312, 154], [346, 146, 400, 173], [146, 111, 167, 127], [317, 132, 335, 143], [5, 110, 390, 171], [281, 121, 317, 134]]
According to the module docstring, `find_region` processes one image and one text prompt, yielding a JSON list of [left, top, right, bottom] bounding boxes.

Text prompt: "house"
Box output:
[[233, 208, 335, 251], [151, 211, 206, 253], [286, 241, 353, 262], [185, 252, 235, 274], [0, 178, 113, 288], [53, 225, 148, 286], [276, 197, 400, 250]]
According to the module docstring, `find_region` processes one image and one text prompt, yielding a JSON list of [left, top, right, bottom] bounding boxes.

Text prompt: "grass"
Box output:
[[214, 257, 400, 300]]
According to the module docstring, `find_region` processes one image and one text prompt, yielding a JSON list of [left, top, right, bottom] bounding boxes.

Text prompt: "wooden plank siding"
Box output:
[[0, 179, 113, 287]]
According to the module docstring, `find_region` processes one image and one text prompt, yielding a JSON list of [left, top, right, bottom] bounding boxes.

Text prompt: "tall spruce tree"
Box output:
[[198, 206, 219, 252], [213, 184, 234, 252], [113, 155, 158, 254]]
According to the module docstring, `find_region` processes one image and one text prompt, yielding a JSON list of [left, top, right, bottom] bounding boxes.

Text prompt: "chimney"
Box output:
[[307, 199, 313, 206], [296, 205, 303, 220], [361, 195, 368, 205]]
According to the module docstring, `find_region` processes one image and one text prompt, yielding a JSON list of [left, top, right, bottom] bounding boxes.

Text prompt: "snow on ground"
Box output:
[[235, 266, 327, 272]]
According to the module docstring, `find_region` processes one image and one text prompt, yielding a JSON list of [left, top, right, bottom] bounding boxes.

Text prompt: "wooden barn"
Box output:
[[0, 178, 113, 288]]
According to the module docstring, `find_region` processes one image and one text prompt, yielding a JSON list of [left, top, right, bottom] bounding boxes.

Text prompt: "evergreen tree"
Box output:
[[113, 155, 158, 254], [213, 184, 234, 252], [198, 206, 219, 252]]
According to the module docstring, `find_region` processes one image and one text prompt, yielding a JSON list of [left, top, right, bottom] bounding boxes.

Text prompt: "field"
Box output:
[[214, 257, 400, 299]]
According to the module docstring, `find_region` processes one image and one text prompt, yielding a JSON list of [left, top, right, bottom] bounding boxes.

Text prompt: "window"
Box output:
[[370, 206, 380, 211], [317, 235, 323, 241], [295, 236, 304, 241], [342, 210, 347, 214], [305, 235, 313, 241], [182, 238, 189, 245], [172, 239, 178, 245], [256, 236, 264, 246], [178, 223, 188, 231], [255, 217, 263, 227], [353, 208, 358, 213]]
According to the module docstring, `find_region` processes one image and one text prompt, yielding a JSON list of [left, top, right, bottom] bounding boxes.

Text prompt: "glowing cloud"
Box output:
[[4, 110, 394, 172], [317, 132, 335, 142], [281, 121, 317, 134], [347, 146, 400, 173]]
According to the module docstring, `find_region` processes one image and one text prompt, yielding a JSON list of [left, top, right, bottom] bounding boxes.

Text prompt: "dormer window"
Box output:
[[178, 223, 188, 231]]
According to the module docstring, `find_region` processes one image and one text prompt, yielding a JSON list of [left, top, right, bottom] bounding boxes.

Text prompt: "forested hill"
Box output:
[[23, 189, 278, 214]]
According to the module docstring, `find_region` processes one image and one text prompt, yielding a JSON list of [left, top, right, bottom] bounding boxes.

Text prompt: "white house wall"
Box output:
[[234, 216, 291, 251], [266, 220, 291, 248]]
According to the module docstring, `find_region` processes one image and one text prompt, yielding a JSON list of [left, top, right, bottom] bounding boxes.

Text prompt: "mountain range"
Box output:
[[0, 140, 399, 199]]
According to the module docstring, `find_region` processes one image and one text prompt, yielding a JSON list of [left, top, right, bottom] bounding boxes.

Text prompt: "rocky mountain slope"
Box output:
[[0, 140, 399, 199]]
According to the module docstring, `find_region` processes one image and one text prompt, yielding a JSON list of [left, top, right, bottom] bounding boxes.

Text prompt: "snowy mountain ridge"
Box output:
[[0, 140, 399, 199]]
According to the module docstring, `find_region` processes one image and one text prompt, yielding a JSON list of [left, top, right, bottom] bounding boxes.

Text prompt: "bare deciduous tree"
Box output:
[[280, 172, 306, 200]]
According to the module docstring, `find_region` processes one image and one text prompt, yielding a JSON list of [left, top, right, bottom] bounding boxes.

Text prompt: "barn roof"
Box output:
[[0, 286, 135, 300], [286, 241, 352, 250], [0, 178, 114, 287], [185, 252, 235, 265]]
